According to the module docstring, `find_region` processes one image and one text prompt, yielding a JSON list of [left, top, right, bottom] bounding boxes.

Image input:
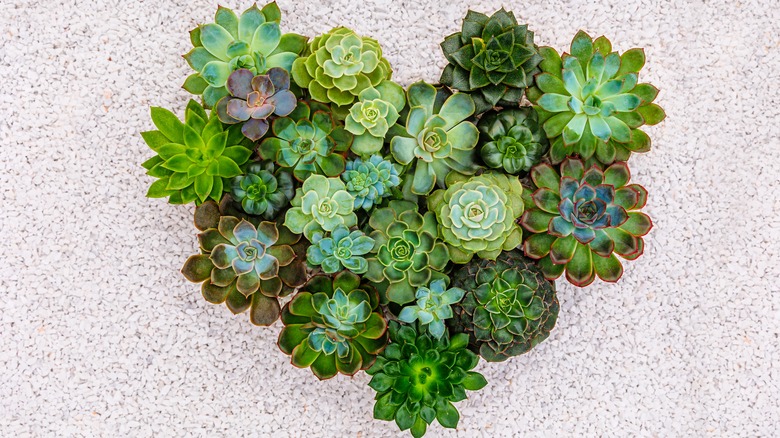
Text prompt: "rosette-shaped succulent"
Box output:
[[342, 155, 401, 210], [440, 9, 542, 115], [181, 214, 306, 326], [284, 174, 357, 241], [389, 82, 480, 195], [258, 101, 352, 180], [182, 3, 307, 108], [398, 279, 465, 339], [477, 108, 548, 174], [142, 100, 254, 204], [215, 68, 297, 140], [367, 321, 488, 438], [229, 161, 293, 219], [427, 173, 524, 264], [291, 27, 392, 108], [528, 31, 666, 164], [307, 225, 375, 274], [344, 81, 406, 155], [365, 201, 450, 305], [520, 158, 652, 286], [449, 250, 559, 362], [278, 272, 389, 379]]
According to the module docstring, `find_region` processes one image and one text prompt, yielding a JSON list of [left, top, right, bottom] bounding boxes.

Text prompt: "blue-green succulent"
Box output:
[[398, 279, 465, 339], [307, 225, 375, 274], [342, 155, 401, 210]]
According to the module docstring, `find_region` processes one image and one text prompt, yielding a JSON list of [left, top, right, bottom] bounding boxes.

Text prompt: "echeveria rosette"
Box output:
[[307, 225, 375, 274], [284, 174, 357, 241], [366, 321, 488, 438], [365, 200, 450, 305], [449, 250, 559, 362], [182, 3, 308, 108], [477, 108, 548, 175], [440, 9, 542, 115], [142, 99, 254, 205], [342, 155, 402, 210], [344, 81, 406, 155], [398, 279, 465, 339], [527, 31, 666, 165], [427, 173, 524, 264], [258, 101, 352, 181], [215, 68, 297, 141], [389, 82, 480, 195], [520, 158, 653, 286], [278, 271, 389, 380], [229, 161, 293, 219]]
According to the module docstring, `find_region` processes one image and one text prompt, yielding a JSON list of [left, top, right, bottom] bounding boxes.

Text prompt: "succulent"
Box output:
[[345, 81, 406, 155], [142, 99, 254, 204], [182, 3, 307, 108], [527, 31, 666, 164], [440, 9, 542, 115], [215, 68, 297, 140], [258, 101, 352, 181], [477, 108, 548, 174], [427, 172, 524, 264], [229, 161, 293, 219], [278, 271, 389, 379], [389, 82, 480, 195], [365, 201, 450, 305], [342, 155, 402, 210], [367, 321, 488, 438], [284, 174, 357, 241], [449, 250, 558, 362], [520, 158, 652, 286], [398, 279, 465, 339], [307, 225, 375, 274]]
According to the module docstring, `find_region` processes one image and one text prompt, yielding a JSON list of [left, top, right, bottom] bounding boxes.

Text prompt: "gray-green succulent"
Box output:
[[307, 225, 375, 274]]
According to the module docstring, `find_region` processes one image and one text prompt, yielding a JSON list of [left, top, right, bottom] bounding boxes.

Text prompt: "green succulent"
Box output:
[[365, 200, 450, 305], [389, 82, 480, 195], [142, 99, 254, 205], [258, 101, 352, 181], [284, 174, 357, 241], [307, 225, 375, 274], [182, 3, 308, 108], [427, 172, 524, 264], [449, 250, 559, 362], [229, 161, 293, 219], [278, 271, 389, 379], [440, 9, 542, 115], [520, 158, 652, 286], [291, 27, 392, 109], [527, 31, 666, 164], [398, 279, 465, 340], [344, 81, 406, 155], [342, 155, 402, 210], [367, 321, 488, 438], [477, 107, 548, 174]]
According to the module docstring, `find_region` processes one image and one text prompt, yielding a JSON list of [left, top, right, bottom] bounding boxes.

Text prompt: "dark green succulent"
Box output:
[[307, 225, 375, 274], [477, 108, 548, 174], [229, 161, 293, 219]]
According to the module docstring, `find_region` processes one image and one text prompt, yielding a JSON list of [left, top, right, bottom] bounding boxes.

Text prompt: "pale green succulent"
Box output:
[[342, 155, 402, 210], [344, 81, 406, 155], [284, 174, 357, 241], [307, 225, 375, 274], [398, 279, 465, 339]]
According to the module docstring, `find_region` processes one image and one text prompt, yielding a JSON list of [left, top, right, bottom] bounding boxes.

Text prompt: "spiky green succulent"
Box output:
[[520, 158, 652, 286], [284, 174, 357, 241], [449, 250, 558, 362], [142, 99, 253, 205], [182, 3, 307, 108], [229, 161, 293, 219], [307, 225, 375, 274], [527, 31, 666, 165], [398, 279, 465, 340], [342, 155, 401, 210], [367, 321, 488, 438], [440, 9, 542, 115], [344, 81, 406, 155], [389, 82, 480, 195], [478, 107, 548, 174], [278, 271, 389, 379]]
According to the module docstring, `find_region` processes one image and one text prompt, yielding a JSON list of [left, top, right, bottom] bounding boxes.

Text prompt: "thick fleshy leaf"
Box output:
[[593, 253, 624, 282], [565, 242, 594, 287]]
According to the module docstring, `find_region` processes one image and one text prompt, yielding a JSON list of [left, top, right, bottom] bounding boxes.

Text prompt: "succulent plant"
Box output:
[[527, 31, 666, 164], [427, 172, 524, 264], [142, 99, 254, 204], [389, 82, 480, 195], [440, 9, 542, 115], [477, 107, 548, 174], [342, 155, 402, 210], [367, 321, 488, 438], [229, 161, 293, 219], [520, 158, 652, 286], [182, 3, 307, 108], [258, 101, 352, 181], [278, 271, 389, 379], [307, 225, 375, 274], [365, 201, 450, 305], [398, 279, 465, 340], [344, 81, 406, 155], [449, 250, 558, 362], [215, 68, 297, 140], [284, 174, 357, 241]]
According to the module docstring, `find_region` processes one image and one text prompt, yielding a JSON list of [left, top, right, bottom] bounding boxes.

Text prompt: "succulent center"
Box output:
[[237, 240, 264, 262], [362, 105, 380, 122], [317, 198, 337, 217], [335, 246, 352, 259], [245, 182, 268, 200], [465, 201, 487, 223], [411, 361, 439, 387], [350, 172, 368, 190], [389, 238, 413, 262], [493, 290, 515, 313], [485, 49, 509, 67], [576, 200, 600, 223], [230, 54, 261, 73], [423, 130, 443, 152], [292, 138, 316, 161], [247, 91, 266, 108]]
